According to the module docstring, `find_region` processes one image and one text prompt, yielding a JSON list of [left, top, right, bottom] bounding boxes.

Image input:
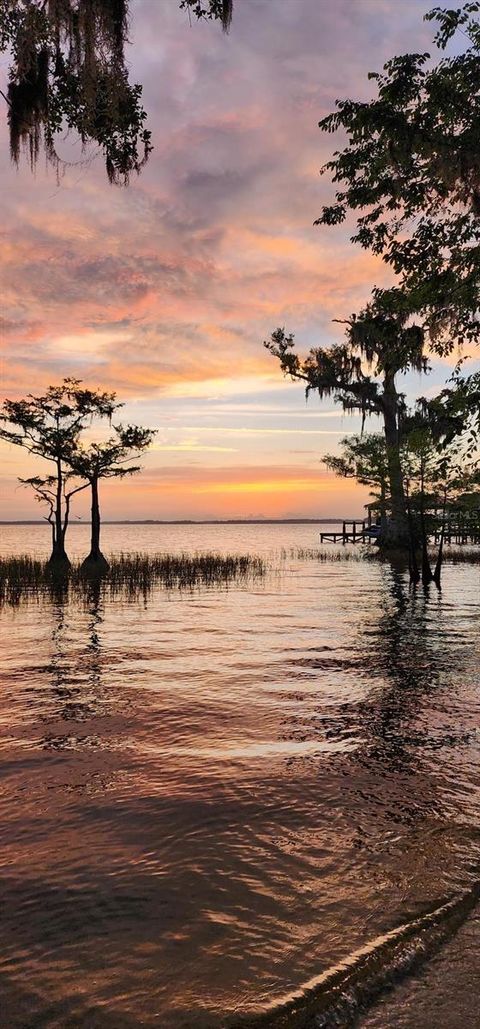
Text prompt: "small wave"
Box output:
[[230, 884, 480, 1028]]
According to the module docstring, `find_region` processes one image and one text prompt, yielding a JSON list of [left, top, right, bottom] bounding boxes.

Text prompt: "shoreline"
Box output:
[[1, 518, 354, 526]]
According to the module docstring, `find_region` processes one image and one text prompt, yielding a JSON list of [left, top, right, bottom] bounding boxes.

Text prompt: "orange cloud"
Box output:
[[0, 0, 458, 523]]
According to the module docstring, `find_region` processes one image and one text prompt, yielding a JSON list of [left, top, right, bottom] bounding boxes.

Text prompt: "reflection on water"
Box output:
[[42, 584, 105, 752], [0, 525, 479, 1028]]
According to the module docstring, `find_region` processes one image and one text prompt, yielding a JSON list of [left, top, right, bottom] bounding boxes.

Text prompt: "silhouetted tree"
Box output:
[[0, 0, 152, 182], [403, 428, 441, 585], [68, 423, 156, 573], [179, 0, 233, 31], [265, 291, 428, 548], [0, 0, 234, 182], [19, 472, 89, 551], [426, 370, 480, 454], [323, 433, 391, 533], [315, 3, 480, 354], [0, 379, 116, 567], [403, 423, 478, 585]]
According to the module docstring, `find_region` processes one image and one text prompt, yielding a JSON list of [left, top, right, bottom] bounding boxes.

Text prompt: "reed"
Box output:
[[1, 546, 478, 607], [287, 546, 480, 564], [0, 552, 266, 606], [285, 547, 371, 561], [439, 547, 480, 564]]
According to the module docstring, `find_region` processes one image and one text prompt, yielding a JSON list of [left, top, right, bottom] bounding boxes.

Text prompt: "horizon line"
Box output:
[[0, 517, 361, 526]]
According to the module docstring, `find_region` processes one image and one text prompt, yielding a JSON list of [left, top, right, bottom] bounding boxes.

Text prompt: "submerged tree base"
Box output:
[[377, 530, 411, 553], [46, 553, 71, 574], [80, 553, 110, 576]]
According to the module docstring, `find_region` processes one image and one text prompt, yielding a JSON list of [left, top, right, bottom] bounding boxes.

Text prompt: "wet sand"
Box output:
[[360, 908, 480, 1029]]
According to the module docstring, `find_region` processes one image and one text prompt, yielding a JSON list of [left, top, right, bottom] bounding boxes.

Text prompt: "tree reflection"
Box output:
[[42, 580, 106, 751], [354, 568, 471, 775]]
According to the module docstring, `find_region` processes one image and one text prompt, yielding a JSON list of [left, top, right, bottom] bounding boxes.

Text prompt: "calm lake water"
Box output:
[[1, 523, 479, 1028]]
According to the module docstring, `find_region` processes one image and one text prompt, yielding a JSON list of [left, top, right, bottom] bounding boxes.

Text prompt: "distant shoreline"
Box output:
[[1, 518, 353, 526]]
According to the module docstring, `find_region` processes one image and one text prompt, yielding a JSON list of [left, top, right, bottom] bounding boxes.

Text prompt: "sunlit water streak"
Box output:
[[0, 524, 479, 1028]]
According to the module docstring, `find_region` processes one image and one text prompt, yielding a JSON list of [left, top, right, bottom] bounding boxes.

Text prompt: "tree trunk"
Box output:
[[81, 476, 109, 574], [379, 482, 388, 535], [381, 379, 409, 549], [47, 457, 70, 569], [47, 512, 56, 552], [420, 462, 433, 586], [433, 489, 448, 588], [433, 521, 445, 588], [406, 495, 420, 585]]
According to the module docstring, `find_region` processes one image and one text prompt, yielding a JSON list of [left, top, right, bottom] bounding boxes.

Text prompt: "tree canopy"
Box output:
[[315, 3, 480, 352], [70, 423, 155, 485], [68, 422, 156, 572], [0, 0, 233, 183], [0, 379, 119, 566], [179, 0, 233, 32], [323, 433, 389, 497], [0, 0, 152, 183], [265, 292, 427, 423], [0, 379, 117, 466], [265, 292, 430, 546]]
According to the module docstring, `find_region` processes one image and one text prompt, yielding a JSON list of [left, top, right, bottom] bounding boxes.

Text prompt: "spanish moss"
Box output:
[[2, 0, 151, 183]]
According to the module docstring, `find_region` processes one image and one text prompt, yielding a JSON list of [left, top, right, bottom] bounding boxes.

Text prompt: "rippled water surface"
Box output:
[[1, 524, 479, 1028]]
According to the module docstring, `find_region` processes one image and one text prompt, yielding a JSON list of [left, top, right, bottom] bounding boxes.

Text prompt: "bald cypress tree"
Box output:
[[68, 424, 156, 573], [0, 380, 117, 568], [265, 291, 428, 548]]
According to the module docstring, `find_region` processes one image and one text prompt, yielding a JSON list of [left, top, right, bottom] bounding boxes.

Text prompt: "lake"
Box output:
[[0, 523, 479, 1027]]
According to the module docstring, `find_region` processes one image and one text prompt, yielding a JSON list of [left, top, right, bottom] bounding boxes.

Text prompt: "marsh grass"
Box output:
[[286, 546, 480, 564], [439, 547, 480, 564], [285, 547, 370, 562], [0, 552, 266, 606], [1, 546, 478, 607]]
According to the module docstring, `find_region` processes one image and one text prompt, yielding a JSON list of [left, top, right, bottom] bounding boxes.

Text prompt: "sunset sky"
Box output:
[[0, 0, 473, 521]]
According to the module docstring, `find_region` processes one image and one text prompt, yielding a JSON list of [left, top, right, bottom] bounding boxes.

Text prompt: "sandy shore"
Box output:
[[360, 908, 480, 1029]]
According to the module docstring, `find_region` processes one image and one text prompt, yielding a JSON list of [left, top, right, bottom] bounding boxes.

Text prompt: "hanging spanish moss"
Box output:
[[2, 0, 151, 183], [1, 0, 236, 181], [179, 0, 233, 33], [265, 288, 431, 550], [9, 40, 50, 169], [221, 0, 233, 32]]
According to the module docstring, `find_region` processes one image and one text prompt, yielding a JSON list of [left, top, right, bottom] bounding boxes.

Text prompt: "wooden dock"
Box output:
[[320, 520, 378, 544], [433, 514, 480, 546], [321, 514, 480, 546]]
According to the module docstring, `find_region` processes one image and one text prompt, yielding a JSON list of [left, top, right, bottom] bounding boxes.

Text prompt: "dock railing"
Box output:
[[319, 512, 480, 546], [320, 520, 375, 544]]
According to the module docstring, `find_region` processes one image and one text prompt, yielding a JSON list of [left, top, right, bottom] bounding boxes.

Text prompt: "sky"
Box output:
[[0, 0, 470, 521]]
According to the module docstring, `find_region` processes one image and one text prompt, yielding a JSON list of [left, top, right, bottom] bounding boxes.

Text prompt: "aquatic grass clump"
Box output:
[[0, 552, 266, 607], [103, 551, 266, 593], [285, 547, 373, 562], [0, 556, 50, 605], [287, 546, 480, 565], [440, 547, 480, 564]]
